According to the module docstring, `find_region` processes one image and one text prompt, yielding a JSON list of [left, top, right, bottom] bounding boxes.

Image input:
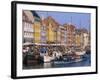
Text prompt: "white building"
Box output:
[[59, 26, 67, 45], [79, 29, 89, 49], [22, 10, 34, 43], [83, 32, 89, 49]]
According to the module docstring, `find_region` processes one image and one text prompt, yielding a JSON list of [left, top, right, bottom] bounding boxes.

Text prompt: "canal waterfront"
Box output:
[[23, 53, 91, 69]]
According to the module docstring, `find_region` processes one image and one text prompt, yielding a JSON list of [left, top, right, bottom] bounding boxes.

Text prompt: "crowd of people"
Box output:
[[22, 45, 68, 60]]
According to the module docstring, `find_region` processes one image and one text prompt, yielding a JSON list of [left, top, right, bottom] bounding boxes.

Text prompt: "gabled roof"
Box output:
[[31, 11, 40, 19], [63, 23, 76, 30], [42, 16, 60, 28], [23, 10, 34, 23]]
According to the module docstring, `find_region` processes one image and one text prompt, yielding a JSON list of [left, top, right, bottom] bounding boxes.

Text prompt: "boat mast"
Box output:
[[80, 18, 82, 50], [70, 15, 72, 47]]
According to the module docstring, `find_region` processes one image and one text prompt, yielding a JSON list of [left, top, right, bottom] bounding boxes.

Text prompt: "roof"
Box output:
[[76, 28, 88, 34], [63, 23, 76, 31], [31, 11, 40, 19], [42, 16, 60, 28], [23, 10, 34, 23]]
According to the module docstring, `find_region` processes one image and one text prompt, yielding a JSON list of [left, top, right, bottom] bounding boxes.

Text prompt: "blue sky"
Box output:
[[36, 11, 91, 31]]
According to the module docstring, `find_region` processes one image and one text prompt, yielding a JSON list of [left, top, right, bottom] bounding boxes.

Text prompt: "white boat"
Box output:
[[43, 54, 53, 62], [75, 51, 86, 56], [43, 51, 63, 62], [75, 58, 83, 62], [52, 51, 62, 59]]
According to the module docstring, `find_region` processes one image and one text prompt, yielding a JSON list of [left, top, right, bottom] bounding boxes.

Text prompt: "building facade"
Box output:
[[75, 29, 89, 49], [42, 16, 59, 44], [22, 10, 34, 43], [81, 29, 89, 49], [60, 26, 67, 45], [64, 24, 76, 47], [56, 26, 61, 43], [75, 29, 82, 48], [32, 11, 41, 43]]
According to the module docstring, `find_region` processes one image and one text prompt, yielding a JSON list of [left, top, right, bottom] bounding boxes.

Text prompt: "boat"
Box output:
[[75, 51, 86, 56], [43, 55, 52, 62], [74, 58, 82, 62], [52, 58, 83, 64], [42, 51, 63, 63], [51, 51, 88, 65]]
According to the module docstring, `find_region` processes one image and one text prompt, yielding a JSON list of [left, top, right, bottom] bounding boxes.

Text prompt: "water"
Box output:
[[52, 54, 91, 68], [23, 53, 91, 69]]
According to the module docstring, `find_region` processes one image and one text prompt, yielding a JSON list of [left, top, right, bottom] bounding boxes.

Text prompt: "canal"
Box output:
[[23, 53, 91, 69]]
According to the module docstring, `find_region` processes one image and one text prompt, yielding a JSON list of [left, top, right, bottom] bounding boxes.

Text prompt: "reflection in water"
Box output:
[[44, 62, 52, 68]]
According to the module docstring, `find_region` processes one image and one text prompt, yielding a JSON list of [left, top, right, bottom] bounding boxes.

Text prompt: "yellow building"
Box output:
[[47, 23, 55, 43], [75, 29, 82, 48], [33, 21, 41, 43], [75, 34, 81, 47], [43, 16, 59, 44], [75, 29, 89, 49]]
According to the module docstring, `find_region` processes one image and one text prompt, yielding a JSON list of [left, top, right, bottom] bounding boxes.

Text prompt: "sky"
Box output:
[[35, 11, 91, 31]]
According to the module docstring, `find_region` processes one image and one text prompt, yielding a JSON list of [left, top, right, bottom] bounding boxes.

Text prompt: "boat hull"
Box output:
[[75, 51, 86, 56]]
